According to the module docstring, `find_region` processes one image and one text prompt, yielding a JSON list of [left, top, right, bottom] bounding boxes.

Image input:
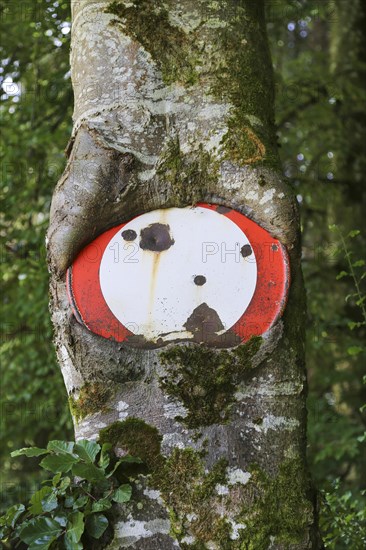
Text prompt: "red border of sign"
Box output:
[[66, 204, 290, 344]]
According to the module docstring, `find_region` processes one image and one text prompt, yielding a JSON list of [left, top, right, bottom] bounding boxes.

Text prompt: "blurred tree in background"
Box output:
[[0, 0, 365, 547], [0, 0, 73, 509]]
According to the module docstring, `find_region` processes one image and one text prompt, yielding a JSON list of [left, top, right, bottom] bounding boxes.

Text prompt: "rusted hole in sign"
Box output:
[[184, 302, 224, 334], [122, 229, 137, 241], [241, 244, 252, 258], [194, 275, 207, 286], [140, 223, 175, 252]]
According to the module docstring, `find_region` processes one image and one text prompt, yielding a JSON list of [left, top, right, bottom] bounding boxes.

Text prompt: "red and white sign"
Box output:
[[67, 204, 289, 347]]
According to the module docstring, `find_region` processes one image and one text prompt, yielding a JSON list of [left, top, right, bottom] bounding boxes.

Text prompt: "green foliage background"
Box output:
[[0, 0, 365, 547]]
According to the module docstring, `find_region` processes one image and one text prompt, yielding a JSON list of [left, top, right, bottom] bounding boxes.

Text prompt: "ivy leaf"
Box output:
[[47, 440, 75, 455], [66, 511, 84, 543], [40, 453, 79, 474], [72, 462, 106, 482], [74, 440, 100, 464], [85, 513, 108, 539], [113, 484, 132, 503], [19, 517, 62, 550], [0, 504, 25, 528], [11, 447, 48, 458]]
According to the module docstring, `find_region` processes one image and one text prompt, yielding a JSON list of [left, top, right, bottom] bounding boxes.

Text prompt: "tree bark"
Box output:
[[47, 1, 320, 547]]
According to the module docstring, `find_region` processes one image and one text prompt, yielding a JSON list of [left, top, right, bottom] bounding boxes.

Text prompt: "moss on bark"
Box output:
[[106, 0, 200, 85], [68, 382, 113, 421], [99, 417, 163, 470], [98, 418, 314, 547], [106, 0, 280, 169], [156, 137, 219, 206], [159, 336, 263, 428]]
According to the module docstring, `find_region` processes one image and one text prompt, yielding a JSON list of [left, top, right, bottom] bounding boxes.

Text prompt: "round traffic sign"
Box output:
[[66, 204, 289, 348]]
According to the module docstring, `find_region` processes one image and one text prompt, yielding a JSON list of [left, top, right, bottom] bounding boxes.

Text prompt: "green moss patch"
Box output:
[[159, 336, 262, 428], [153, 448, 229, 544], [157, 138, 219, 206], [99, 418, 163, 470], [237, 459, 314, 549], [68, 382, 113, 422], [98, 418, 313, 547], [106, 1, 200, 85]]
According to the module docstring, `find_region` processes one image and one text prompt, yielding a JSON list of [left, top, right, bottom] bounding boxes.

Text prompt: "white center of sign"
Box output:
[[99, 207, 257, 342]]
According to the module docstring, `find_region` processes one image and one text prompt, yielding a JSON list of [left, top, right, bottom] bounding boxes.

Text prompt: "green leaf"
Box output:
[[72, 462, 106, 482], [85, 513, 108, 539], [53, 514, 68, 528], [348, 229, 360, 238], [348, 321, 363, 330], [91, 499, 112, 513], [11, 447, 48, 458], [99, 443, 112, 469], [0, 504, 25, 528], [52, 472, 62, 487], [73, 495, 89, 510], [41, 491, 58, 513], [40, 453, 79, 474], [19, 517, 62, 550], [64, 495, 76, 509], [113, 484, 132, 503], [74, 440, 100, 463], [347, 346, 363, 356], [29, 486, 53, 515], [64, 535, 83, 550], [47, 440, 75, 455], [66, 511, 84, 543], [336, 270, 348, 280], [352, 259, 365, 267], [59, 476, 71, 492]]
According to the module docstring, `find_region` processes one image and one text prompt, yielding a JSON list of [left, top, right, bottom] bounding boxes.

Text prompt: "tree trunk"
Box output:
[[47, 1, 320, 547]]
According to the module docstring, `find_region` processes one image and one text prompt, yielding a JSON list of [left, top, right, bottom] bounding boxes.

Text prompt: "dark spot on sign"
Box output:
[[184, 303, 224, 335], [194, 275, 206, 286], [122, 229, 137, 241], [140, 223, 174, 252], [241, 244, 252, 258], [216, 206, 231, 214], [271, 244, 278, 251]]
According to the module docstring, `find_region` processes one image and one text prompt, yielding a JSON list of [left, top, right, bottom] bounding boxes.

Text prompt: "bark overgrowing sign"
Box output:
[[67, 204, 289, 348]]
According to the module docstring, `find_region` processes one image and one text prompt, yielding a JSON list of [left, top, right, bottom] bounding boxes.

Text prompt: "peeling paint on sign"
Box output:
[[67, 204, 289, 348]]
